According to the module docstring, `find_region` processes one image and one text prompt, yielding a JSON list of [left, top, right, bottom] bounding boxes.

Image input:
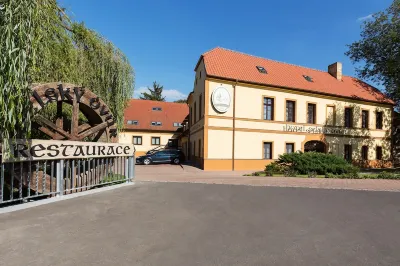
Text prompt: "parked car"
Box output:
[[136, 149, 184, 165]]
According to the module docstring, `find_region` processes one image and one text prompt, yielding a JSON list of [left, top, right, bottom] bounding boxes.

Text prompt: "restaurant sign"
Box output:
[[283, 124, 348, 135], [1, 139, 135, 163]]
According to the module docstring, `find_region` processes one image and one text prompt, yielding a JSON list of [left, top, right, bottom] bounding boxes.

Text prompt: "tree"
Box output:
[[0, 0, 134, 143], [174, 99, 187, 103], [139, 81, 165, 101], [345, 0, 400, 106]]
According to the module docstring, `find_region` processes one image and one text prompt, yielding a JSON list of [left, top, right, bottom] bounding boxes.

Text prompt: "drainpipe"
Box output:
[[232, 80, 238, 171]]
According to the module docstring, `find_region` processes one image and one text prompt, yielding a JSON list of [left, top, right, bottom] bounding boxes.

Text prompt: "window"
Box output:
[[362, 110, 369, 129], [326, 105, 335, 126], [127, 120, 138, 125], [151, 137, 160, 145], [307, 103, 316, 124], [376, 146, 383, 160], [376, 112, 383, 129], [151, 121, 162, 126], [286, 143, 294, 154], [194, 102, 197, 123], [344, 108, 353, 128], [199, 71, 202, 79], [190, 107, 193, 126], [198, 139, 201, 157], [286, 100, 296, 122], [344, 144, 352, 161], [152, 107, 162, 111], [199, 94, 202, 119], [303, 75, 313, 82], [173, 122, 181, 127], [132, 136, 142, 145], [362, 145, 368, 160], [256, 66, 267, 74], [263, 97, 274, 120], [263, 142, 273, 159]]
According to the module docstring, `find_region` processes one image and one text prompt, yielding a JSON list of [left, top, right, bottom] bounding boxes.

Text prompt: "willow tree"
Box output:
[[0, 0, 134, 143]]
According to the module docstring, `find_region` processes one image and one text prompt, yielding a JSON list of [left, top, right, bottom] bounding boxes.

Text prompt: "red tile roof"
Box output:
[[199, 47, 394, 105], [123, 99, 188, 131]]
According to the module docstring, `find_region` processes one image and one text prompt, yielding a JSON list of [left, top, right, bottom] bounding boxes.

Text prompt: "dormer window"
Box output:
[[151, 121, 162, 126], [173, 122, 182, 127], [256, 66, 267, 74], [303, 75, 313, 82], [127, 120, 138, 125], [152, 107, 162, 111]]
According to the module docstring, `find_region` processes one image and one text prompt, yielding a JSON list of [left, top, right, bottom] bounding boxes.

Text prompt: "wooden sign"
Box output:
[[2, 139, 135, 163]]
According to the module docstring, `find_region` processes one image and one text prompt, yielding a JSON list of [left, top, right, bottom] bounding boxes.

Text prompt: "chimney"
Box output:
[[328, 62, 342, 80]]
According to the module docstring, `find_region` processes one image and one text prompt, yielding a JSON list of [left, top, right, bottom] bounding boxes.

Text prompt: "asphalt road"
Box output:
[[0, 182, 399, 266]]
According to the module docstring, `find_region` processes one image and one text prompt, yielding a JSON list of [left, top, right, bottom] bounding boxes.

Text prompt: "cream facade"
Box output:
[[119, 131, 180, 156], [188, 65, 393, 171]]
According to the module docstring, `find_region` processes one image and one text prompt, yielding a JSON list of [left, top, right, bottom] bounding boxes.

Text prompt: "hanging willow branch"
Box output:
[[0, 0, 134, 143]]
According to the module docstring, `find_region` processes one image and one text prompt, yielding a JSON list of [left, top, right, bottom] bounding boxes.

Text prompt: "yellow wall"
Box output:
[[196, 77, 393, 171], [119, 131, 179, 156]]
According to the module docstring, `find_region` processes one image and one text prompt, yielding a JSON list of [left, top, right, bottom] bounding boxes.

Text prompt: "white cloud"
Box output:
[[162, 89, 187, 101], [134, 86, 187, 102], [357, 14, 373, 22]]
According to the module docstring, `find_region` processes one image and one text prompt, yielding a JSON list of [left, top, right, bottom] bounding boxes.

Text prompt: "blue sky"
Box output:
[[60, 0, 392, 101]]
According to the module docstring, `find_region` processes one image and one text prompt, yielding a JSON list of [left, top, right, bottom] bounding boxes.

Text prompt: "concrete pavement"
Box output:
[[1, 182, 400, 265]]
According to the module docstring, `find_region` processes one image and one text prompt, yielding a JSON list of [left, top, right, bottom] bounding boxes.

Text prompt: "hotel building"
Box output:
[[119, 99, 188, 156], [184, 47, 394, 171]]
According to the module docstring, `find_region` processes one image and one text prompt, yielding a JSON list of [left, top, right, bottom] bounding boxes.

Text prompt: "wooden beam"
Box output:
[[35, 115, 74, 139], [78, 122, 108, 140], [71, 97, 79, 136]]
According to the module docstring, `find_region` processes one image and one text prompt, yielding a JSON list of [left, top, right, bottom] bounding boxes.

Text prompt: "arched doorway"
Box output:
[[304, 141, 326, 153]]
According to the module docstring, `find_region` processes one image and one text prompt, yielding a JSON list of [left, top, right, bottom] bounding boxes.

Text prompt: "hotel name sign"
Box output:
[[1, 139, 135, 163], [283, 124, 353, 135]]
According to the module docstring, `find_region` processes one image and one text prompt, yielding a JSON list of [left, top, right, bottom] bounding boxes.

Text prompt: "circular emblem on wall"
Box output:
[[211, 87, 231, 113]]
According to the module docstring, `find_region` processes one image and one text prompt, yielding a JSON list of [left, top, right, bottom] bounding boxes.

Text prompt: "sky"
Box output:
[[60, 0, 393, 102]]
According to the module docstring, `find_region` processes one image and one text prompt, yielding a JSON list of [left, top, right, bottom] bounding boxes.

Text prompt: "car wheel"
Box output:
[[143, 158, 151, 165], [173, 158, 180, 164]]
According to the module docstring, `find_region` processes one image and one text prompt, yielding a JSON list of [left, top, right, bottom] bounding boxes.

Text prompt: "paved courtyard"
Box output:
[[1, 180, 400, 265], [136, 164, 400, 192]]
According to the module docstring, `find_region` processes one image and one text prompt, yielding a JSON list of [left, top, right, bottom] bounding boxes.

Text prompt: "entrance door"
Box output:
[[304, 141, 326, 153]]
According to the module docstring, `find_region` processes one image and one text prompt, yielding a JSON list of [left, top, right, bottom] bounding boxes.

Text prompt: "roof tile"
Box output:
[[202, 47, 394, 105], [124, 99, 188, 131]]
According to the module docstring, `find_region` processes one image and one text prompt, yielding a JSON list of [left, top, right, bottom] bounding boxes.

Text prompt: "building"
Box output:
[[186, 47, 394, 171], [119, 99, 188, 156]]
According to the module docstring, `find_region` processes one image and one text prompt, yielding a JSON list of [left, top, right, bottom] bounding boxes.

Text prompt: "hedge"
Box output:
[[265, 151, 359, 176]]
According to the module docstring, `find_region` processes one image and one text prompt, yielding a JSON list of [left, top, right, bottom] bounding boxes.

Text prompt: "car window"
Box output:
[[154, 151, 166, 156]]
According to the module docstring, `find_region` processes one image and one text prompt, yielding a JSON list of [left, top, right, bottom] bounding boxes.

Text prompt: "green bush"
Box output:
[[273, 151, 358, 175], [284, 168, 297, 177], [325, 172, 335, 179], [308, 171, 317, 178], [265, 170, 274, 176], [265, 162, 286, 174], [377, 171, 400, 180]]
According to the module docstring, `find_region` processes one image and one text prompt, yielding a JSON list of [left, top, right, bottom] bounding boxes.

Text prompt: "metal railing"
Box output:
[[0, 155, 135, 206]]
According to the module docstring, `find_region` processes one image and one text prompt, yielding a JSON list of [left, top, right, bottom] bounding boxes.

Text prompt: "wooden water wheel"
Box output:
[[31, 82, 118, 142]]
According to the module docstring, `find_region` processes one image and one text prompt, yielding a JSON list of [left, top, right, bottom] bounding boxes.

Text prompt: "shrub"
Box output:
[[265, 170, 274, 177], [273, 151, 358, 176], [284, 168, 297, 177], [265, 162, 286, 174], [325, 172, 335, 179], [377, 171, 400, 179], [308, 171, 317, 178]]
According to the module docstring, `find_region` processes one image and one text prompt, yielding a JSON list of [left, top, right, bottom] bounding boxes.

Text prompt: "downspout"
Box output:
[[232, 80, 238, 171]]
